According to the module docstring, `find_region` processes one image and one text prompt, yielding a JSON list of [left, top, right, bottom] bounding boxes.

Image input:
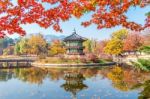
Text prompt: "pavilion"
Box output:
[[63, 29, 87, 55]]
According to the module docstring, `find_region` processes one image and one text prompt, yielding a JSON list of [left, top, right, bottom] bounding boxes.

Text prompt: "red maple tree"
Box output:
[[142, 28, 150, 45], [0, 0, 149, 38], [123, 31, 144, 51]]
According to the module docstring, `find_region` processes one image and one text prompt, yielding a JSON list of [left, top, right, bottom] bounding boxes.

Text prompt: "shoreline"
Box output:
[[32, 62, 116, 68]]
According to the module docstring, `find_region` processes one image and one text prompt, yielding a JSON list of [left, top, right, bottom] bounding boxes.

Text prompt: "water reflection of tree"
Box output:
[[47, 67, 102, 81], [107, 66, 150, 92], [61, 71, 88, 99], [14, 68, 47, 84], [12, 67, 104, 85], [107, 66, 130, 91], [47, 68, 64, 81], [132, 80, 150, 99], [1, 66, 150, 98], [0, 70, 13, 81]]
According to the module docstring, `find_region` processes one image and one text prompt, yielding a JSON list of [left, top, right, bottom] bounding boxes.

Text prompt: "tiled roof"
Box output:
[[63, 30, 87, 41]]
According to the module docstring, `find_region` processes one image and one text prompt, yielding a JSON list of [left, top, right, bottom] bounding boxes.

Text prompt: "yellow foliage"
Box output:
[[111, 29, 128, 40], [104, 29, 128, 55], [104, 39, 123, 55], [27, 34, 47, 55], [107, 66, 130, 91], [107, 66, 123, 82], [49, 40, 66, 56]]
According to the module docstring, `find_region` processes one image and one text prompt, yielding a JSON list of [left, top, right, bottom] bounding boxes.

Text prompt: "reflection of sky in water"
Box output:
[[0, 68, 148, 99], [83, 78, 138, 99]]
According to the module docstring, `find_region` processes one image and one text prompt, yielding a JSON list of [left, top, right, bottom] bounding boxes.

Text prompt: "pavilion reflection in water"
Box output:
[[61, 71, 88, 99], [0, 68, 150, 99]]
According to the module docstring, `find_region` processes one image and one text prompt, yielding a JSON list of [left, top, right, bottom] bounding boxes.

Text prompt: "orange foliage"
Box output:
[[123, 31, 144, 51], [0, 0, 149, 38]]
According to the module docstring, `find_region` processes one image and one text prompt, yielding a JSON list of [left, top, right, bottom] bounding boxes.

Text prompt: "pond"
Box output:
[[0, 67, 149, 99]]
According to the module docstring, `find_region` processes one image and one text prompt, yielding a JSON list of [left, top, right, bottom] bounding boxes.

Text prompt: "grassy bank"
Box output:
[[131, 59, 150, 71], [36, 57, 110, 64]]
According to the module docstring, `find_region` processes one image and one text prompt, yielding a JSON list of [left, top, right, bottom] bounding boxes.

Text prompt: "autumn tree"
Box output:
[[83, 39, 98, 54], [111, 29, 128, 40], [142, 28, 150, 46], [104, 29, 128, 55], [0, 0, 149, 38], [84, 39, 92, 53], [97, 40, 113, 59], [123, 32, 144, 51], [15, 38, 29, 55], [27, 34, 47, 55], [49, 40, 66, 56], [104, 39, 123, 55], [98, 40, 108, 54]]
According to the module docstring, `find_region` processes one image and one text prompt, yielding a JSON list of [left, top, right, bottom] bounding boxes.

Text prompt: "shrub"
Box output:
[[99, 54, 113, 61], [138, 59, 150, 67], [131, 59, 150, 71], [98, 59, 106, 63], [140, 46, 150, 54], [80, 57, 87, 63], [87, 54, 99, 63], [38, 54, 46, 59]]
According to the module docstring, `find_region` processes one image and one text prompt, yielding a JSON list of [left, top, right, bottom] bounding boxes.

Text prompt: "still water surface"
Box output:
[[0, 67, 149, 99]]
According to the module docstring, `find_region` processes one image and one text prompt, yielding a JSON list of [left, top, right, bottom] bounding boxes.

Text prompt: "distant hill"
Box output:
[[25, 33, 66, 43], [43, 35, 66, 43]]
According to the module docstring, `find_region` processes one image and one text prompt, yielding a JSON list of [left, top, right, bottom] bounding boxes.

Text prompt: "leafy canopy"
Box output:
[[104, 29, 128, 55], [123, 31, 144, 51], [49, 40, 66, 56], [0, 0, 149, 38]]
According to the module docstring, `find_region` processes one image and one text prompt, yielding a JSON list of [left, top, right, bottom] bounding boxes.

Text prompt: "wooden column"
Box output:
[[7, 61, 9, 67], [26, 60, 29, 66], [16, 60, 18, 67]]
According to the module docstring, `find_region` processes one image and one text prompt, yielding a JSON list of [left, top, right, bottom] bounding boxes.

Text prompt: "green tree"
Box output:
[[19, 38, 29, 54], [14, 43, 20, 55], [84, 39, 92, 53], [84, 39, 98, 54], [14, 38, 29, 55], [0, 38, 14, 48]]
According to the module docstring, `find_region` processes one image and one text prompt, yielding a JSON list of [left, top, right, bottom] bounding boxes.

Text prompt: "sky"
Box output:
[[8, 1, 150, 40]]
